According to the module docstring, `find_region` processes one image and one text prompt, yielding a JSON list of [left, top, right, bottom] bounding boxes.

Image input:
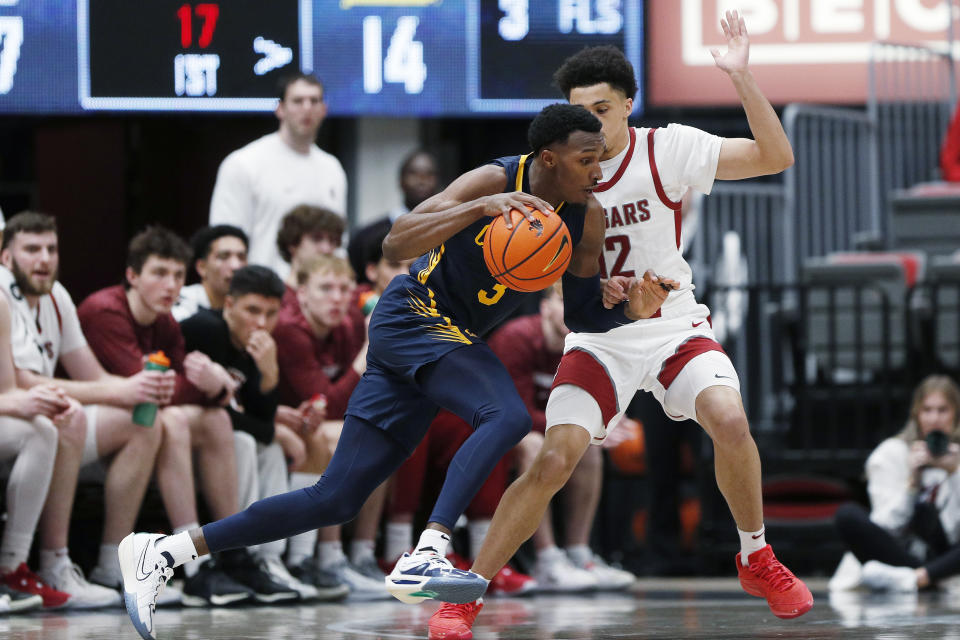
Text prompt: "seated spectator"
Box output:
[[0, 292, 66, 613], [831, 375, 960, 592], [181, 265, 325, 602], [275, 205, 346, 306], [173, 224, 331, 599], [172, 225, 248, 322], [346, 149, 439, 284], [77, 226, 261, 607], [0, 212, 175, 610], [353, 225, 414, 317], [273, 254, 387, 598]]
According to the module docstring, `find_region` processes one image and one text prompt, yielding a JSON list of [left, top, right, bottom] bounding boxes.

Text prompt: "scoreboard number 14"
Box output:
[[362, 15, 427, 95]]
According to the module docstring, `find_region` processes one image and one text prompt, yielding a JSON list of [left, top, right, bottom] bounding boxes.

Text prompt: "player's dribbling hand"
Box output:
[[624, 270, 679, 320], [483, 192, 554, 229], [711, 10, 749, 74]]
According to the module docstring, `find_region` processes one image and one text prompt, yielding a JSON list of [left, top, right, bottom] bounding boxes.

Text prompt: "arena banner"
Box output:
[[648, 0, 958, 106]]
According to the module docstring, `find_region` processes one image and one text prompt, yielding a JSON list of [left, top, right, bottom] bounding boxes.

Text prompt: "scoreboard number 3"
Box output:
[[362, 15, 426, 95]]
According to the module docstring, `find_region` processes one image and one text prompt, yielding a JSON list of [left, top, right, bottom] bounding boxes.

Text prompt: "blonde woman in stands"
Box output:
[[831, 375, 960, 592]]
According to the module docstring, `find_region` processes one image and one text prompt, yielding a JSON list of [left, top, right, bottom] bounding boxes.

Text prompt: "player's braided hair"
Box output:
[[527, 104, 602, 155], [553, 45, 638, 100]]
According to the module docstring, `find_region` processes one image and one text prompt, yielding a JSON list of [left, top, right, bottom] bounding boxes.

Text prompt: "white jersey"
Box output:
[[593, 124, 722, 319], [0, 266, 87, 377]]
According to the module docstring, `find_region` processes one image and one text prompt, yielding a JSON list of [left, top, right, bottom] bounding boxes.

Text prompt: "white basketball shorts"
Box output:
[[545, 303, 740, 444]]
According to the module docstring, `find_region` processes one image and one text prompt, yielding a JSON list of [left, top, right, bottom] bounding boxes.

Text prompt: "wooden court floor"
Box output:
[[3, 578, 960, 639]]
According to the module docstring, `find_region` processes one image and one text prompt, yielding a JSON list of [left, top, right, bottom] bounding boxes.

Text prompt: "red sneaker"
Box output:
[[488, 564, 536, 596], [736, 545, 813, 619], [429, 599, 484, 640], [1, 563, 71, 609], [445, 552, 472, 571]]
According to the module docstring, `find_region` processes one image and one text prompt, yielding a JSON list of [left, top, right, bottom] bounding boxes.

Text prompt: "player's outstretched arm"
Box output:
[[712, 9, 794, 180], [383, 165, 553, 262]]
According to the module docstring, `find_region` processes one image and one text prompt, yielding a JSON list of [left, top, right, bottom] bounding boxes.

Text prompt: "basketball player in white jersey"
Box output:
[[429, 11, 811, 638]]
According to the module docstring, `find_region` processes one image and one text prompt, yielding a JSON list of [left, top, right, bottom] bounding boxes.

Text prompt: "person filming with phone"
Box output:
[[830, 375, 960, 593]]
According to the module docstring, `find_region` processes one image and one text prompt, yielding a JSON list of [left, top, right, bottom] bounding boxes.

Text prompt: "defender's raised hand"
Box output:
[[711, 9, 750, 75]]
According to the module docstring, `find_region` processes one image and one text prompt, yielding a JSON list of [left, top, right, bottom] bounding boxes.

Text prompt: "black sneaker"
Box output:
[[181, 560, 254, 607], [0, 583, 43, 612], [219, 550, 298, 604], [288, 559, 350, 601]]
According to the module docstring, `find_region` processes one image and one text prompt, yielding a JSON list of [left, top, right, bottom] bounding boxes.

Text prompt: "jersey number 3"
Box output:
[[598, 235, 635, 279], [478, 284, 507, 306]]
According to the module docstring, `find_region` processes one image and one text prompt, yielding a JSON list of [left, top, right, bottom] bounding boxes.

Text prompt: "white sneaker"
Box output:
[[861, 560, 918, 592], [533, 548, 597, 592], [260, 556, 318, 601], [0, 591, 9, 614], [567, 549, 635, 591], [828, 552, 863, 591], [329, 559, 391, 601], [92, 563, 182, 608], [119, 533, 175, 640], [39, 559, 121, 609], [386, 551, 489, 604]]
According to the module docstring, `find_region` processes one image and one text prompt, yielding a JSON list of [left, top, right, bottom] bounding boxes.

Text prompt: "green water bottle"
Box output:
[[132, 351, 170, 427]]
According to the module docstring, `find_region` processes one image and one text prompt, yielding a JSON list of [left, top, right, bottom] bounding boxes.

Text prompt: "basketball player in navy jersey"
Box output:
[[117, 104, 671, 640]]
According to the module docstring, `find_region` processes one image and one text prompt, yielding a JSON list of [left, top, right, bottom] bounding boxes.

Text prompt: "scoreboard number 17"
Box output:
[[362, 15, 426, 95]]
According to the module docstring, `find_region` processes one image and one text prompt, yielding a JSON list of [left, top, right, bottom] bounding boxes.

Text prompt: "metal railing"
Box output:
[[782, 105, 881, 280], [868, 41, 957, 223], [701, 279, 947, 474], [693, 182, 787, 286]]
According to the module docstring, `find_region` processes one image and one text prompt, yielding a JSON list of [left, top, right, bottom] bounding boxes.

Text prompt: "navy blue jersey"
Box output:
[[404, 154, 585, 337]]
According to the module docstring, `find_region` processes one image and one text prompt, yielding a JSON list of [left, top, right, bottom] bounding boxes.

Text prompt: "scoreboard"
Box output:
[[0, 0, 643, 115]]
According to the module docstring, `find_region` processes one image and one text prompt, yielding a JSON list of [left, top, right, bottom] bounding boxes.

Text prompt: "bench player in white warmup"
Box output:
[[426, 11, 813, 639]]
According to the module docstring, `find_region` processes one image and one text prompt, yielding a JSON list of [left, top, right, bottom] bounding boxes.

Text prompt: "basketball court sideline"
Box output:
[[5, 578, 960, 639]]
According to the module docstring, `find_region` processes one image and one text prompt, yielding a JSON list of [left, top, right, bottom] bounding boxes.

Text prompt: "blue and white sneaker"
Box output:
[[119, 533, 174, 640], [385, 551, 488, 605]]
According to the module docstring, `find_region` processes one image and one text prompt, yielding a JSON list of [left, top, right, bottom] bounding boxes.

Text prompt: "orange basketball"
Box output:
[[482, 205, 571, 292]]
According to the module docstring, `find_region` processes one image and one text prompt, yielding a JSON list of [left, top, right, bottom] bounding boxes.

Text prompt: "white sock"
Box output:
[[318, 540, 346, 569], [286, 473, 321, 566], [0, 531, 33, 573], [565, 544, 593, 567], [156, 531, 199, 569], [385, 521, 413, 563], [537, 545, 564, 565], [96, 543, 120, 577], [350, 540, 375, 565], [416, 529, 451, 557], [467, 520, 491, 561], [738, 526, 766, 565], [168, 524, 205, 577], [39, 547, 70, 572]]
